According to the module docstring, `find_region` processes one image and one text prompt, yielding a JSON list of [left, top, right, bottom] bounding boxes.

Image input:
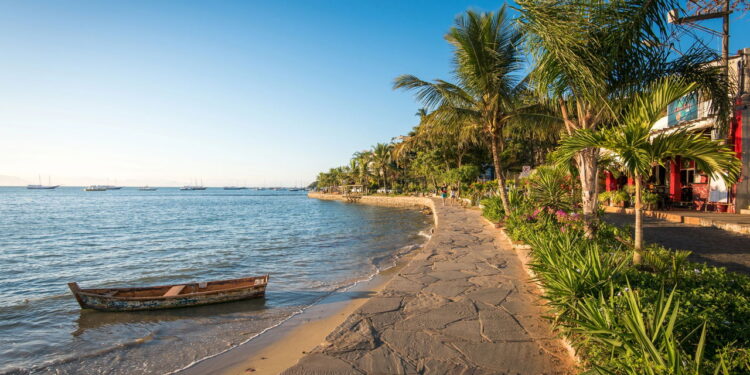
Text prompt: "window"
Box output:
[[680, 169, 695, 186]]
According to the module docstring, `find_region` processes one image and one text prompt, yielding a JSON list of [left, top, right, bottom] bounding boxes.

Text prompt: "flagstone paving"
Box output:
[[282, 201, 576, 375]]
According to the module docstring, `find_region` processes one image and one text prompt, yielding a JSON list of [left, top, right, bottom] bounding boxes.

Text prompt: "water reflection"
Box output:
[[72, 297, 269, 336]]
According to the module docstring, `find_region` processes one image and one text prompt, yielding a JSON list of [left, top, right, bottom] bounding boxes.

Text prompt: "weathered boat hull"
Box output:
[[68, 275, 268, 312]]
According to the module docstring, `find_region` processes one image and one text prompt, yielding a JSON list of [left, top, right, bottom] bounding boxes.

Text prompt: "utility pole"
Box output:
[[723, 0, 730, 84], [669, 1, 731, 70], [668, 0, 732, 124]]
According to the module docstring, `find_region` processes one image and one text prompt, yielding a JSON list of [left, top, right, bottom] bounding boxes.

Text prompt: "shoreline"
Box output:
[[283, 195, 577, 374], [177, 194, 436, 375]]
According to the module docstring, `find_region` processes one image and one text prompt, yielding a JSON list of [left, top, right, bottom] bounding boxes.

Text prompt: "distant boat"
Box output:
[[68, 275, 269, 312], [27, 184, 60, 190], [288, 188, 301, 191], [103, 185, 123, 190], [84, 185, 107, 191], [223, 186, 248, 190], [138, 186, 157, 191], [181, 179, 207, 191], [27, 175, 59, 190]]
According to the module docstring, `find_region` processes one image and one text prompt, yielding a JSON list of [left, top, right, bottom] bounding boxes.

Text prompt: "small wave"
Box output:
[[0, 293, 71, 313], [418, 229, 433, 239], [1, 332, 158, 375], [169, 239, 419, 374]]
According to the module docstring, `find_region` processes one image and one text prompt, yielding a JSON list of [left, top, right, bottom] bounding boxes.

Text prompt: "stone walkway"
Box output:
[[604, 213, 750, 274], [282, 200, 576, 375]]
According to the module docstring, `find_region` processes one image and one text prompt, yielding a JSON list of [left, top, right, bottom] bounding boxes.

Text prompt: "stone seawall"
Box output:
[[307, 192, 438, 226]]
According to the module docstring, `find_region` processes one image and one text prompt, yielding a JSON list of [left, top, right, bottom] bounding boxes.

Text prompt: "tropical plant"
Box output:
[[528, 230, 628, 321], [481, 196, 505, 223], [442, 164, 481, 197], [611, 190, 631, 206], [394, 5, 541, 216], [598, 191, 613, 206], [352, 150, 373, 190], [517, 0, 732, 237], [641, 190, 660, 210], [572, 287, 709, 375], [554, 77, 740, 262], [526, 164, 574, 211], [370, 143, 393, 190]]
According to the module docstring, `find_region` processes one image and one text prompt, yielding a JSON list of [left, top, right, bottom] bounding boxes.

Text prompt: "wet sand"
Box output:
[[177, 196, 436, 375], [282, 197, 577, 374], [183, 195, 576, 374]]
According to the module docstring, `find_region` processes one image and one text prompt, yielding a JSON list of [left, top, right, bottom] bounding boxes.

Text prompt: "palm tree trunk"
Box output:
[[633, 174, 644, 264], [575, 147, 599, 238], [491, 132, 511, 215]]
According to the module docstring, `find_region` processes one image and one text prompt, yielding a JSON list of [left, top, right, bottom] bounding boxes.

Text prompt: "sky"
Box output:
[[0, 1, 748, 187]]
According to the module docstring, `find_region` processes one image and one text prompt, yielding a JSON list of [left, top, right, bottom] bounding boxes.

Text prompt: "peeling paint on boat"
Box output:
[[68, 275, 268, 312]]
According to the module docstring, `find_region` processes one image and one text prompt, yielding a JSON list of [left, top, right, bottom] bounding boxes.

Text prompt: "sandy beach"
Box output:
[[177, 195, 437, 375], [183, 193, 576, 374], [282, 194, 576, 374]]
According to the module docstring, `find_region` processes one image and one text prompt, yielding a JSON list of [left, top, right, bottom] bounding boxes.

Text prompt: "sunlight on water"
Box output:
[[0, 187, 430, 374]]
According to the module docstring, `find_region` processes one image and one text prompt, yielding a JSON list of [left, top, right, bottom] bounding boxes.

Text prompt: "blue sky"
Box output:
[[0, 1, 747, 186]]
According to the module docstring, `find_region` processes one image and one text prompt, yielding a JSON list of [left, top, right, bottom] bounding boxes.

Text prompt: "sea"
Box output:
[[0, 187, 432, 374]]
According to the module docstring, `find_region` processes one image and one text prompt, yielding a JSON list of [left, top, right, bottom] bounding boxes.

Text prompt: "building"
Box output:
[[603, 47, 750, 214]]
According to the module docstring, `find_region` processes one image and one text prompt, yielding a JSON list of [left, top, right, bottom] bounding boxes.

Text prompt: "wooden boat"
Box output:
[[68, 275, 268, 312]]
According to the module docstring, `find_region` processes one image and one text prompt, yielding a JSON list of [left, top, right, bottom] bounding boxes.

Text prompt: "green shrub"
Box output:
[[480, 196, 504, 222], [526, 165, 574, 211], [641, 190, 660, 209], [503, 196, 750, 374], [611, 190, 630, 205]]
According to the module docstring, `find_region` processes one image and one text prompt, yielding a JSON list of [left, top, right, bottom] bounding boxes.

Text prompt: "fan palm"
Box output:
[[394, 6, 531, 214], [555, 77, 740, 263]]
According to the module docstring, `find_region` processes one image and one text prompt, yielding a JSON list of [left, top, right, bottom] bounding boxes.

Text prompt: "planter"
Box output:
[[716, 203, 729, 213]]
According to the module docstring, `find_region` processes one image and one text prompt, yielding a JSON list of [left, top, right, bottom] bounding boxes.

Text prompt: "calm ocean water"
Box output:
[[0, 187, 431, 374]]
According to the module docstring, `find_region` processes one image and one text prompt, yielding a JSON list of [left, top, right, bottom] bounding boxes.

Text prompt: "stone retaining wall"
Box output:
[[308, 192, 438, 226]]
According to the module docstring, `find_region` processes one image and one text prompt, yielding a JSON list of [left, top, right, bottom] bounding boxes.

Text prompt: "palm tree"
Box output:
[[394, 6, 530, 214], [351, 150, 372, 191], [555, 77, 740, 263], [370, 143, 393, 191], [517, 0, 731, 236]]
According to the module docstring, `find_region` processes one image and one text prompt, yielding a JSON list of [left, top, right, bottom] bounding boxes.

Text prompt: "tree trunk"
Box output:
[[633, 174, 644, 264], [575, 147, 599, 237], [490, 132, 511, 215]]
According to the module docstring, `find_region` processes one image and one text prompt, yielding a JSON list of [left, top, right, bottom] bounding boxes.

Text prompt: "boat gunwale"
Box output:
[[72, 275, 269, 301]]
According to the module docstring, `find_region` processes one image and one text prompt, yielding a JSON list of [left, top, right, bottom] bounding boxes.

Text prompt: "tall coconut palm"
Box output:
[[370, 143, 393, 190], [394, 6, 530, 214], [555, 77, 740, 263], [351, 150, 372, 191], [517, 0, 731, 236]]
